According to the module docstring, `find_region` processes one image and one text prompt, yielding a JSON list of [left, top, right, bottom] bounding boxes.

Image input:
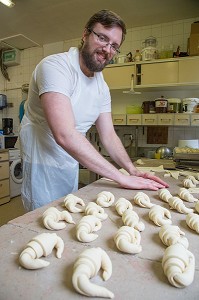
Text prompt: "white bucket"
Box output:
[[182, 98, 199, 113]]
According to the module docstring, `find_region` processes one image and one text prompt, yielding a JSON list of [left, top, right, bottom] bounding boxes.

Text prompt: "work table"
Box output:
[[0, 172, 199, 300]]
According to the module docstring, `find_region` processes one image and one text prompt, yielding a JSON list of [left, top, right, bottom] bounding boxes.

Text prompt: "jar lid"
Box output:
[[168, 98, 181, 103]]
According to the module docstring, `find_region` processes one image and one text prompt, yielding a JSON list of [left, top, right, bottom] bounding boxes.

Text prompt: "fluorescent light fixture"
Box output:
[[0, 0, 15, 7]]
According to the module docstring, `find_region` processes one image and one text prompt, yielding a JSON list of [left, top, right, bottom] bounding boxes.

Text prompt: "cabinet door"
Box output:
[[174, 114, 190, 126], [0, 161, 9, 180], [103, 64, 134, 89], [140, 61, 178, 85], [112, 114, 126, 125], [179, 58, 199, 83], [142, 114, 157, 125], [127, 114, 142, 125], [157, 114, 174, 126], [190, 114, 199, 126]]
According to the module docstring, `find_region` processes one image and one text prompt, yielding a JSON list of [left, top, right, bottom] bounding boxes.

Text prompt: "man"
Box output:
[[20, 9, 168, 211]]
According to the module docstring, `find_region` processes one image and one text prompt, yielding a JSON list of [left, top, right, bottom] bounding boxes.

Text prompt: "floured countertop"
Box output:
[[0, 171, 199, 300]]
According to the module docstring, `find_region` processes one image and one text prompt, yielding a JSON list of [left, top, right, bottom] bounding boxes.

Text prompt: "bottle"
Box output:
[[134, 50, 142, 62]]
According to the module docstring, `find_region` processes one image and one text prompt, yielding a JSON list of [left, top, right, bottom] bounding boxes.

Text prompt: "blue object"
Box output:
[[19, 100, 26, 122]]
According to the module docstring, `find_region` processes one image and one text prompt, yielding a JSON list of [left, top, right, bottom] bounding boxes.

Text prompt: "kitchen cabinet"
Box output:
[[141, 114, 157, 125], [127, 114, 142, 125], [157, 114, 174, 126], [173, 114, 190, 126], [135, 60, 178, 86], [179, 58, 199, 84], [190, 113, 199, 126], [102, 63, 135, 89], [112, 114, 126, 125], [0, 151, 10, 205]]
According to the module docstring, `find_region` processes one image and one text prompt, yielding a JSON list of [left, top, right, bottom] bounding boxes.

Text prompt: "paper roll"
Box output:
[[178, 140, 199, 148]]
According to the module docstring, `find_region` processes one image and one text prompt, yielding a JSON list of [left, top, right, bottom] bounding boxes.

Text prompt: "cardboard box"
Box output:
[[191, 22, 199, 34], [189, 34, 199, 56]]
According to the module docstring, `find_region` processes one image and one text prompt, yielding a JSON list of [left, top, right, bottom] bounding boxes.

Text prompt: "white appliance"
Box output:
[[9, 149, 23, 198]]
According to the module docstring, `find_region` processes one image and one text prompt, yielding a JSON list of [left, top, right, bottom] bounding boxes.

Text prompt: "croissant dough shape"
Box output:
[[72, 247, 114, 299], [159, 224, 189, 249], [114, 226, 142, 254], [149, 205, 172, 226], [133, 192, 154, 208], [122, 209, 145, 231], [96, 191, 115, 207], [115, 198, 133, 216], [162, 243, 195, 288], [84, 202, 108, 221], [186, 175, 199, 185], [158, 188, 172, 203], [177, 188, 198, 203], [64, 194, 85, 213], [182, 178, 196, 188], [168, 197, 193, 214], [186, 213, 199, 233], [42, 207, 75, 230], [19, 233, 64, 269], [76, 215, 102, 242]]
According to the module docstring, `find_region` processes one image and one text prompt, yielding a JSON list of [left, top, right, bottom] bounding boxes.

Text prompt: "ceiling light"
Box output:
[[0, 0, 15, 7]]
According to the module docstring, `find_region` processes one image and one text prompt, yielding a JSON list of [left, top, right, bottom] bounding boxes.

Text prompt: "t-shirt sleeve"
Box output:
[[34, 54, 75, 98], [99, 77, 111, 114]]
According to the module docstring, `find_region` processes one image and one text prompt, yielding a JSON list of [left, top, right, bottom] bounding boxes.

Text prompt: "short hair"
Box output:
[[80, 9, 126, 48]]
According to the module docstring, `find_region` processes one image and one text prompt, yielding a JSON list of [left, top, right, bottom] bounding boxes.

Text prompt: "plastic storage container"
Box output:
[[155, 96, 168, 113], [167, 98, 181, 113], [126, 105, 142, 114], [182, 98, 199, 113]]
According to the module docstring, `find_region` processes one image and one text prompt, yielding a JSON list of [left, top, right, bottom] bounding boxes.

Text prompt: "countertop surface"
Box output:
[[0, 169, 199, 300]]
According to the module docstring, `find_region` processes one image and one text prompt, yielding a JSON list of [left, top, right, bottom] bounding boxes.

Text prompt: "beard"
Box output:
[[81, 42, 111, 72]]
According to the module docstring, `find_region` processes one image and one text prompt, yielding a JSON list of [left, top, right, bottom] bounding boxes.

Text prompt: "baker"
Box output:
[[19, 9, 168, 211]]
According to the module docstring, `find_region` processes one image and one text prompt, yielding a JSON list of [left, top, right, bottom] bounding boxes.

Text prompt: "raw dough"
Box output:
[[195, 201, 199, 213], [76, 215, 102, 242], [19, 233, 64, 269], [42, 207, 75, 230], [186, 213, 199, 234], [114, 226, 142, 254], [159, 224, 189, 248], [168, 197, 193, 214], [64, 194, 85, 212], [186, 175, 199, 185], [122, 209, 145, 231], [162, 243, 195, 288], [133, 192, 154, 208], [115, 197, 133, 216], [158, 188, 172, 203], [72, 247, 114, 299], [149, 205, 172, 226], [84, 202, 108, 221], [96, 191, 115, 207], [182, 178, 196, 188], [177, 188, 198, 203]]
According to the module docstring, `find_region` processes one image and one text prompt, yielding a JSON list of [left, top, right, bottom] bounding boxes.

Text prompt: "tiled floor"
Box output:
[[0, 195, 26, 227]]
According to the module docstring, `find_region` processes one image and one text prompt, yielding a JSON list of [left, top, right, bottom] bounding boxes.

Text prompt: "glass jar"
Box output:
[[155, 96, 168, 113]]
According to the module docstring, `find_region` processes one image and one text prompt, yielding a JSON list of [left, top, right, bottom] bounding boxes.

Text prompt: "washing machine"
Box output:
[[9, 149, 23, 198]]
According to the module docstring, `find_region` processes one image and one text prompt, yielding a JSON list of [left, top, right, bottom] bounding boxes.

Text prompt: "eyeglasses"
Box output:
[[87, 28, 120, 54]]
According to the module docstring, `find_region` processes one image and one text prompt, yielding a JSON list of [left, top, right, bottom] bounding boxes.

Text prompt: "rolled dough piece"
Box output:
[[96, 191, 115, 207], [42, 207, 75, 230], [72, 247, 114, 298], [64, 194, 85, 212], [114, 226, 142, 254], [133, 192, 154, 208], [177, 188, 198, 203], [84, 202, 108, 221], [76, 215, 102, 242], [19, 233, 64, 269], [168, 197, 193, 214], [162, 243, 195, 288], [149, 205, 172, 226], [122, 209, 145, 231], [115, 197, 133, 216], [158, 188, 172, 203], [159, 224, 189, 248], [186, 213, 199, 234]]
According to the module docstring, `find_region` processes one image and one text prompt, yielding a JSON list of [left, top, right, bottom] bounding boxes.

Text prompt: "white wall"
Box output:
[[0, 16, 199, 152]]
